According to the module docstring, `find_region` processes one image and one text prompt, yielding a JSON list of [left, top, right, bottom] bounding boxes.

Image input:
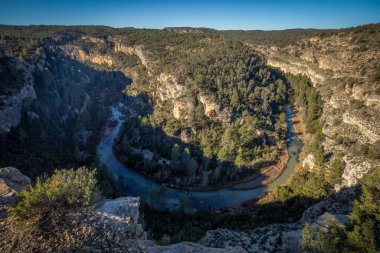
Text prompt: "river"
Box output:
[[97, 104, 303, 212]]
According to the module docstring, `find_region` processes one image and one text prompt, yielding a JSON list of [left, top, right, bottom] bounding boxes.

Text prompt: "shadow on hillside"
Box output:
[[140, 186, 360, 242], [113, 103, 279, 188], [0, 46, 132, 179], [242, 185, 360, 224]]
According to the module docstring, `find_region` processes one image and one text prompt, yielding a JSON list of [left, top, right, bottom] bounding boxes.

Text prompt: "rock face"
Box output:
[[266, 58, 325, 85], [0, 168, 31, 203], [342, 112, 380, 144], [157, 73, 185, 101], [302, 154, 315, 170], [96, 197, 147, 240], [114, 42, 149, 68], [60, 45, 114, 66], [173, 99, 194, 119], [198, 95, 221, 120], [0, 47, 38, 134], [0, 167, 31, 218], [148, 242, 245, 253], [342, 156, 378, 186], [199, 188, 358, 253]]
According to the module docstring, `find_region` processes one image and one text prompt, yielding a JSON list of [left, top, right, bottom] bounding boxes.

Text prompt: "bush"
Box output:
[[302, 223, 345, 253], [12, 167, 100, 228], [346, 167, 380, 252], [326, 158, 344, 186], [302, 167, 380, 253]]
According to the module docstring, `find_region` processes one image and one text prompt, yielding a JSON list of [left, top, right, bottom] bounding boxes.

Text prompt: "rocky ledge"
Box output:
[[0, 168, 244, 252], [0, 167, 31, 218]]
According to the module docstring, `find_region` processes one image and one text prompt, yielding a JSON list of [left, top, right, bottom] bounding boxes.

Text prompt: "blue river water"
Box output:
[[97, 105, 303, 212]]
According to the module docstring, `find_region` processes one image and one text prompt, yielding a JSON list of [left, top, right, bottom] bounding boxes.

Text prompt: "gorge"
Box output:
[[97, 103, 303, 212], [0, 23, 379, 252]]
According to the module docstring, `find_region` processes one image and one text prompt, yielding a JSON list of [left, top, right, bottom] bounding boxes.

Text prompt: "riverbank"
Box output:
[[290, 106, 308, 144], [229, 150, 289, 190], [112, 105, 295, 192], [97, 104, 303, 212], [115, 147, 289, 192], [256, 105, 307, 205]]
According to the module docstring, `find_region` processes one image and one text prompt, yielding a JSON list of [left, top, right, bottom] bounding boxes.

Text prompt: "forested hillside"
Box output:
[[110, 30, 289, 188], [0, 26, 290, 188], [0, 27, 128, 178], [1, 24, 379, 252]]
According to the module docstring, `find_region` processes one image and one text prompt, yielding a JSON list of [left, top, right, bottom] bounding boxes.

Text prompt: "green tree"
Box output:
[[231, 88, 239, 106], [302, 223, 344, 253], [300, 173, 327, 199], [326, 158, 344, 186], [12, 167, 100, 228], [171, 144, 181, 161], [121, 136, 131, 153], [187, 158, 198, 177], [203, 146, 213, 158], [346, 167, 380, 252]]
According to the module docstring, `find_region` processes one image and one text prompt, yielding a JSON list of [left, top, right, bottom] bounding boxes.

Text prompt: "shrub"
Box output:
[[302, 223, 345, 253], [302, 167, 380, 253], [326, 158, 344, 186], [12, 167, 100, 228], [346, 167, 380, 252], [158, 234, 171, 245]]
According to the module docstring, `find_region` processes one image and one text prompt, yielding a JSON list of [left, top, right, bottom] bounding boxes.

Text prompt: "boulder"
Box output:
[[148, 241, 245, 253], [0, 167, 31, 218], [96, 197, 146, 239]]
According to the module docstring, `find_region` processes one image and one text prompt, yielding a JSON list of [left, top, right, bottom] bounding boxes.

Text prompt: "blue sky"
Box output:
[[0, 0, 379, 30]]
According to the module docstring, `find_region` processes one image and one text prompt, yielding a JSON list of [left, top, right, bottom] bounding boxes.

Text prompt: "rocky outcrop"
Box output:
[[0, 84, 36, 134], [0, 167, 31, 218], [0, 167, 31, 194], [157, 73, 185, 101], [198, 95, 232, 122], [148, 242, 244, 253], [199, 187, 357, 252], [0, 47, 37, 134], [266, 57, 325, 85], [198, 95, 221, 119], [342, 112, 380, 143], [302, 154, 315, 170], [60, 45, 113, 66], [95, 197, 149, 244], [156, 73, 196, 119], [80, 36, 106, 44], [0, 167, 30, 219], [173, 99, 194, 119], [255, 26, 380, 187], [342, 156, 378, 186], [300, 187, 358, 223], [114, 43, 149, 68]]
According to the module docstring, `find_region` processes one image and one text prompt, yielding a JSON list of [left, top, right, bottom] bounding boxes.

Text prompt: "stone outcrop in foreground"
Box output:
[[0, 167, 31, 218], [0, 168, 242, 252]]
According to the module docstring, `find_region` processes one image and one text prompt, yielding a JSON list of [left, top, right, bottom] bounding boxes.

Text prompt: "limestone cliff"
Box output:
[[60, 44, 114, 66], [0, 43, 127, 177], [252, 25, 380, 186], [114, 42, 149, 68], [0, 46, 38, 134]]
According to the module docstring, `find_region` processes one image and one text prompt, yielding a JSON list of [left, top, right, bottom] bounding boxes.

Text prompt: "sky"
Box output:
[[0, 0, 379, 30]]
